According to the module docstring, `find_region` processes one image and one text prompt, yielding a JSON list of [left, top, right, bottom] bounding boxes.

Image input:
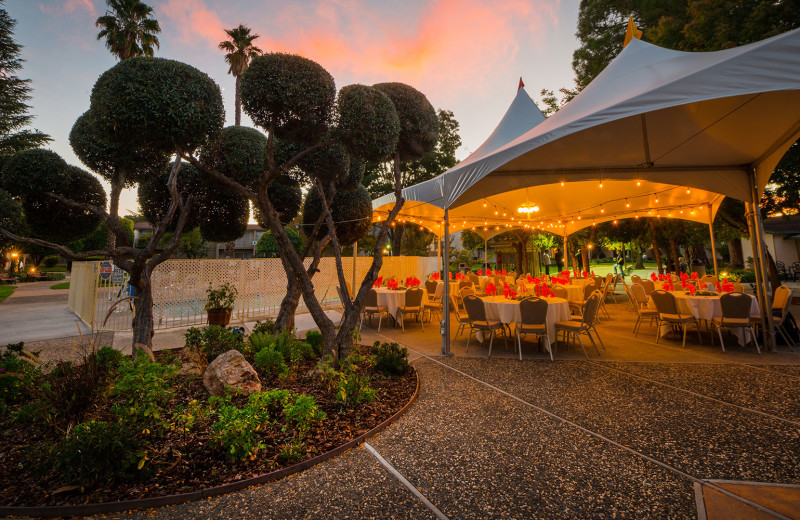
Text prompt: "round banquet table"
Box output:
[[571, 278, 591, 289], [374, 287, 429, 322], [647, 291, 759, 345], [480, 296, 571, 343], [561, 284, 584, 302]]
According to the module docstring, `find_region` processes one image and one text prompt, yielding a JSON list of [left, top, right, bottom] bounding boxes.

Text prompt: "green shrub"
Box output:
[[722, 269, 756, 283], [43, 256, 60, 269], [94, 346, 124, 370], [185, 325, 245, 362], [278, 439, 304, 464], [110, 352, 177, 427], [251, 319, 276, 336], [318, 355, 376, 408], [0, 342, 40, 416], [248, 332, 275, 354], [253, 346, 288, 377], [283, 394, 325, 434], [209, 391, 278, 461], [305, 330, 323, 356], [38, 357, 104, 428], [45, 272, 66, 281], [54, 419, 144, 487], [371, 341, 411, 376]]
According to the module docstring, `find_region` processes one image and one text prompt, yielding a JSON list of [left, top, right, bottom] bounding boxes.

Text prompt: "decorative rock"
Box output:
[[178, 348, 207, 378], [202, 350, 261, 397]]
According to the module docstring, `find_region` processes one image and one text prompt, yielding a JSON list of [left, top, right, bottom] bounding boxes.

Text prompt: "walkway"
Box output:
[[96, 300, 800, 520]]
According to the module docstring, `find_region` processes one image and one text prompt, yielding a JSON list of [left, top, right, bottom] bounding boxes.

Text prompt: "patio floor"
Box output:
[[98, 296, 800, 520]]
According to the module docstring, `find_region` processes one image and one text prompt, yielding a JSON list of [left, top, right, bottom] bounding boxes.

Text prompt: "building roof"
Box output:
[[763, 215, 800, 235]]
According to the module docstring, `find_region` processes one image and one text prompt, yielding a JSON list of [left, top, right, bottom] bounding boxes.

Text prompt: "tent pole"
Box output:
[[484, 236, 488, 271], [437, 233, 441, 274], [706, 204, 719, 279], [745, 203, 768, 340], [441, 208, 452, 356], [750, 170, 776, 349], [352, 241, 357, 297]]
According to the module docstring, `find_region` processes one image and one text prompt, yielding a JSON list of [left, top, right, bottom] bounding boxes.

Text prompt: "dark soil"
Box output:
[[0, 344, 417, 508]]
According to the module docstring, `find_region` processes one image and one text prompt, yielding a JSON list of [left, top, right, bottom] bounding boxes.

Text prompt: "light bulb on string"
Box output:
[[636, 180, 641, 186], [626, 199, 630, 208]]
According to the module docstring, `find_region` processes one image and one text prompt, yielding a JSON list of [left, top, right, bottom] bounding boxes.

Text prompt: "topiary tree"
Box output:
[[255, 228, 303, 258], [177, 53, 437, 361], [0, 56, 227, 356]]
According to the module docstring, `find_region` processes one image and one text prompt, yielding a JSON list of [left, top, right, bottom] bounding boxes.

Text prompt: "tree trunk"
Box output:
[[391, 225, 404, 255], [130, 269, 156, 360], [106, 181, 123, 251], [649, 220, 663, 274], [690, 243, 708, 267], [581, 246, 590, 273], [670, 238, 680, 274], [275, 281, 301, 331], [635, 242, 645, 269], [225, 241, 236, 258], [235, 76, 242, 127], [728, 237, 744, 268], [513, 241, 523, 274]]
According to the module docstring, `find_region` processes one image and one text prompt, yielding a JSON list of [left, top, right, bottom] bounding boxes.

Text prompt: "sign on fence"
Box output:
[[99, 260, 113, 280]]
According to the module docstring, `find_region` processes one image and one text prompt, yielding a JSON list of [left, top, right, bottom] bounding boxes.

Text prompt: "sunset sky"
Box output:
[[8, 0, 580, 215]]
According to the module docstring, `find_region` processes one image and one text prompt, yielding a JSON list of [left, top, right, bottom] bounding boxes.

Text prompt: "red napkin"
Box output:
[[486, 269, 493, 276], [501, 269, 507, 275], [387, 279, 398, 290], [373, 276, 383, 288], [526, 275, 534, 283], [541, 285, 555, 297], [432, 272, 440, 281], [477, 269, 483, 276], [485, 282, 496, 296], [688, 284, 697, 295], [690, 272, 699, 280], [650, 272, 658, 281]]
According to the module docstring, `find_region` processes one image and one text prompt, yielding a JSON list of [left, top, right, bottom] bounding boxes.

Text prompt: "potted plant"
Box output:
[[205, 282, 237, 326]]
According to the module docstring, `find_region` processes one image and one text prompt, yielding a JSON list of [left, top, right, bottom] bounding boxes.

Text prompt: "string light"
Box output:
[[599, 181, 604, 188], [626, 199, 630, 208], [483, 200, 487, 207], [561, 181, 565, 187], [655, 196, 659, 203], [636, 180, 641, 186]]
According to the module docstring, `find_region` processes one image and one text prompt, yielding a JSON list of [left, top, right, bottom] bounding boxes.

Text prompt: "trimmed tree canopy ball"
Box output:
[[22, 165, 106, 244], [70, 111, 169, 187], [297, 142, 350, 186], [338, 158, 365, 192], [0, 189, 25, 249], [254, 174, 302, 226], [196, 192, 249, 243], [302, 185, 372, 246], [336, 84, 399, 162], [240, 53, 335, 144], [200, 126, 267, 191], [372, 82, 438, 161], [1, 149, 68, 196], [137, 163, 201, 232], [90, 57, 225, 154], [255, 228, 303, 258]]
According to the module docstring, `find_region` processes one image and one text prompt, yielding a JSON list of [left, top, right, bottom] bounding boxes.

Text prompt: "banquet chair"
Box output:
[[700, 275, 717, 286], [508, 271, 517, 280], [425, 279, 438, 297], [619, 276, 638, 311], [630, 274, 642, 285], [733, 283, 745, 293], [459, 280, 473, 290], [650, 289, 702, 348], [551, 285, 568, 299], [593, 275, 604, 290], [450, 293, 471, 340], [460, 286, 476, 300], [397, 288, 425, 332], [423, 283, 444, 322], [568, 281, 596, 316], [630, 283, 659, 337], [640, 279, 655, 296], [517, 298, 552, 361], [752, 285, 796, 350], [468, 273, 480, 286], [711, 292, 760, 353], [360, 289, 389, 332], [598, 278, 615, 318], [555, 292, 603, 359], [463, 295, 507, 357]]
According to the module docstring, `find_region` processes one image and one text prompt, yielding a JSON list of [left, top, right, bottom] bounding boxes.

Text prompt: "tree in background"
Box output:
[[95, 0, 161, 61], [0, 1, 51, 155], [218, 24, 263, 127], [459, 229, 485, 254], [255, 228, 303, 258], [400, 226, 435, 257]]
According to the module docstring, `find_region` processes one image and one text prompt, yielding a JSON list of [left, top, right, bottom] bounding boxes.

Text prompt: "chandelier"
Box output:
[[517, 202, 540, 216]]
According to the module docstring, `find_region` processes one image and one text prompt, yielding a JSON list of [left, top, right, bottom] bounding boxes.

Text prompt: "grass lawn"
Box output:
[[0, 286, 15, 303], [50, 282, 70, 290]]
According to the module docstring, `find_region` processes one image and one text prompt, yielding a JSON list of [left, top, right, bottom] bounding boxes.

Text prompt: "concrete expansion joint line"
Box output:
[[380, 334, 792, 520], [362, 442, 450, 520], [584, 360, 800, 427]]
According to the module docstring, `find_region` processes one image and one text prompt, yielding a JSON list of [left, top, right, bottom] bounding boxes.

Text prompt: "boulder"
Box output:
[[178, 348, 207, 378], [203, 350, 261, 397]]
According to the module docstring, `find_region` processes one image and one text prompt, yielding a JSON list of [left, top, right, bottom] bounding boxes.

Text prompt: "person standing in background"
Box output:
[[542, 250, 551, 275], [554, 248, 563, 272]]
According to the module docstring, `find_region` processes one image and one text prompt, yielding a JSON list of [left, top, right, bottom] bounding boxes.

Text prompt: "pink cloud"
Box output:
[[40, 0, 96, 16], [160, 0, 226, 48]]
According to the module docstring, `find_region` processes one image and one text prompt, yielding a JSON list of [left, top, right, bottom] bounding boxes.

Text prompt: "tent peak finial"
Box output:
[[518, 77, 525, 92], [623, 16, 643, 48]]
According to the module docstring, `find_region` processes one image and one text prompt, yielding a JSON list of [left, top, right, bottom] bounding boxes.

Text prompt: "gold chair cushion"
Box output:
[[555, 320, 584, 332], [518, 324, 546, 334], [712, 317, 749, 326], [660, 313, 695, 323]]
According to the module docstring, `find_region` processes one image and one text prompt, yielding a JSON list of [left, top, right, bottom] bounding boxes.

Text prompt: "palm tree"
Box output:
[[96, 0, 161, 61], [218, 25, 263, 126]]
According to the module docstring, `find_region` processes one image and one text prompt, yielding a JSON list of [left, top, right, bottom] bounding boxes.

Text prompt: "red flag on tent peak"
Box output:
[[623, 16, 643, 48], [518, 77, 525, 91]]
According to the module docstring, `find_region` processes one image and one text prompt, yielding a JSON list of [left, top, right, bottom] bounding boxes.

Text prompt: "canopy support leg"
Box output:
[[706, 204, 719, 280], [352, 241, 357, 298], [750, 169, 776, 350], [746, 203, 768, 341], [441, 208, 452, 356], [484, 236, 488, 271]]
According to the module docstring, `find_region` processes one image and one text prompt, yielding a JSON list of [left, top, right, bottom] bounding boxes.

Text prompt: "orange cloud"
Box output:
[[40, 0, 96, 16], [160, 0, 226, 47]]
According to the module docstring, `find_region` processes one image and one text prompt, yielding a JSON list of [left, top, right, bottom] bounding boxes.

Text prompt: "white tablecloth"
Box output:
[[480, 296, 571, 342], [647, 292, 759, 345], [571, 278, 591, 289], [562, 284, 584, 302], [375, 287, 429, 320]]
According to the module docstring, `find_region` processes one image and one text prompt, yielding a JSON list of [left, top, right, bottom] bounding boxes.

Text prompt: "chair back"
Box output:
[[733, 283, 744, 293], [582, 292, 602, 326], [509, 271, 517, 280], [459, 280, 473, 290], [650, 289, 678, 316], [405, 287, 424, 308], [582, 281, 596, 300], [433, 282, 444, 301], [641, 279, 655, 295], [700, 275, 717, 285], [425, 280, 438, 295], [605, 273, 613, 286], [449, 293, 463, 317], [773, 285, 792, 317], [365, 289, 379, 308], [551, 285, 568, 299], [631, 275, 642, 284], [463, 295, 487, 323], [460, 286, 475, 300], [505, 275, 516, 285], [630, 283, 648, 308], [520, 298, 548, 326], [468, 272, 480, 285], [593, 275, 604, 288], [720, 292, 752, 320]]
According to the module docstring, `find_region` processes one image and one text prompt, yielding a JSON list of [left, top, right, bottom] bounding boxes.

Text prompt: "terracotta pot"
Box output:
[[207, 309, 232, 326]]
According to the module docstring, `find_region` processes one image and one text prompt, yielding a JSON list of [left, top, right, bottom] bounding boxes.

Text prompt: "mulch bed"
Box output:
[[0, 344, 417, 508]]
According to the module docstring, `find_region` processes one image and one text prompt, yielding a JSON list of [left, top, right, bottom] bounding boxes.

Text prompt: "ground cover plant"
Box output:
[[0, 331, 416, 507]]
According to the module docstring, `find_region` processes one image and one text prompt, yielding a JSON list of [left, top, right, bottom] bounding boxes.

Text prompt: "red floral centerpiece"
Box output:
[[477, 269, 483, 276], [650, 272, 658, 282], [501, 269, 507, 275], [373, 276, 383, 288], [405, 276, 421, 288], [690, 272, 699, 280], [431, 272, 440, 281], [387, 278, 398, 290], [486, 268, 493, 276], [687, 284, 697, 295], [484, 282, 496, 296]]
